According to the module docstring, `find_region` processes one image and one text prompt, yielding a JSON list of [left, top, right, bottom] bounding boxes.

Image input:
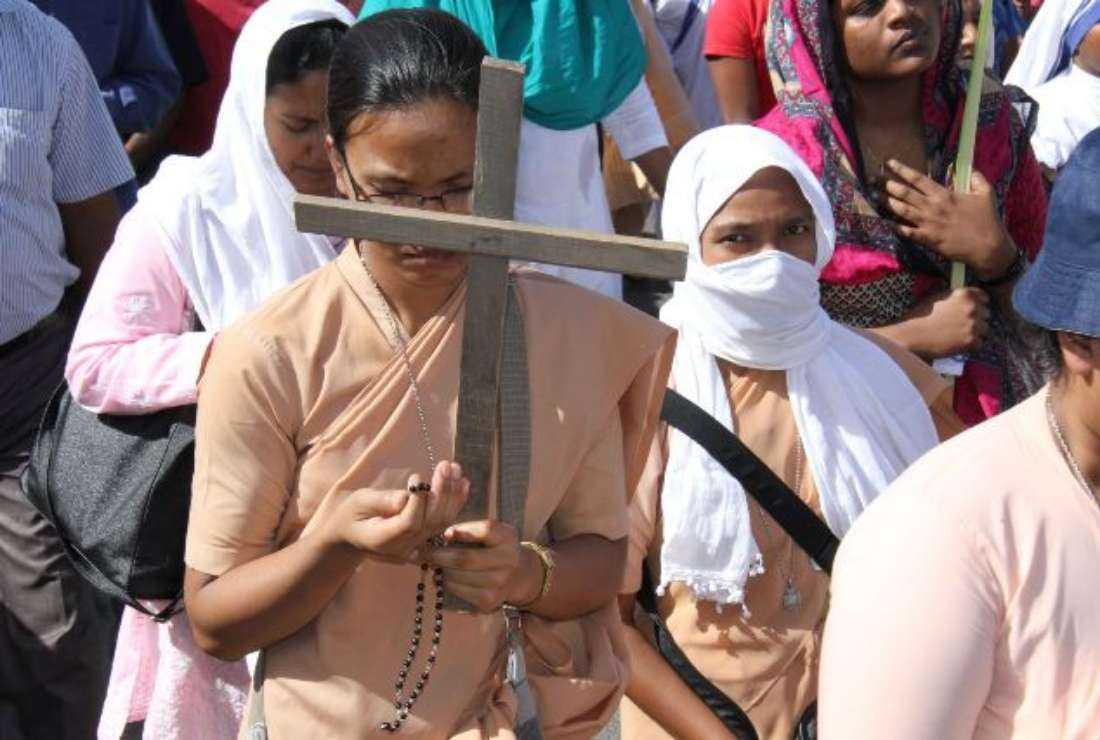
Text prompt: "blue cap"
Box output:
[[1013, 128, 1100, 338]]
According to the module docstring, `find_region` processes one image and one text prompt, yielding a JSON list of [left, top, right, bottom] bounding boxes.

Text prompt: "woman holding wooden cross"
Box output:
[[182, 9, 675, 737]]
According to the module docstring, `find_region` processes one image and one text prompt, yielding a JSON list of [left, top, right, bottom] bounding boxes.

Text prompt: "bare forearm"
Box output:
[[184, 535, 362, 661], [58, 192, 122, 305], [707, 58, 760, 124], [622, 620, 734, 739], [126, 102, 181, 173], [632, 147, 673, 196], [515, 535, 627, 621], [868, 320, 933, 360]]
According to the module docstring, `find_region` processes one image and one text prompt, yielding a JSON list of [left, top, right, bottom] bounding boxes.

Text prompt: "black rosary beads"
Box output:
[[380, 481, 444, 733]]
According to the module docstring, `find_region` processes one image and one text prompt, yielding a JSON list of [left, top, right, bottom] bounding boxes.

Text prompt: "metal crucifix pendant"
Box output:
[[782, 577, 802, 612]]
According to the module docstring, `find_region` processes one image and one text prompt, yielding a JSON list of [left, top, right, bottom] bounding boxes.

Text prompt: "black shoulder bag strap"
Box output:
[[661, 389, 839, 573], [636, 563, 759, 739], [633, 389, 841, 739]]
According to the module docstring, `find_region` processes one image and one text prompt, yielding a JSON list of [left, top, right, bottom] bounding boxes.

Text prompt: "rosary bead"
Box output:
[[380, 722, 393, 732]]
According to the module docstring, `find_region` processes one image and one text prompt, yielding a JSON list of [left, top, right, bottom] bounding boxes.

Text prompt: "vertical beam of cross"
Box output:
[[453, 59, 526, 524]]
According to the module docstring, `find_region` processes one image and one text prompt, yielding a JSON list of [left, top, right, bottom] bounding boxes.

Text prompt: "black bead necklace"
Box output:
[[361, 254, 445, 733], [380, 558, 444, 732]]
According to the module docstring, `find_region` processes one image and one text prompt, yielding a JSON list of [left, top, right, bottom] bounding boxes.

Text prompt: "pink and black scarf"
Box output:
[[758, 0, 1050, 423]]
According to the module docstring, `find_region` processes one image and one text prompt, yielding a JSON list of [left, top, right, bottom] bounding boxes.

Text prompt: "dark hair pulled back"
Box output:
[[327, 9, 487, 152], [266, 20, 348, 95]]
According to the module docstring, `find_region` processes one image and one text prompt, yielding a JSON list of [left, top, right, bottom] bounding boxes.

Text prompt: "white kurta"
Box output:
[[1029, 63, 1100, 170], [514, 81, 667, 300]]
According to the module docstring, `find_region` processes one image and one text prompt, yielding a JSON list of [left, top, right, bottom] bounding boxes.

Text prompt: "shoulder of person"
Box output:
[[514, 268, 674, 344], [0, 2, 81, 78], [850, 397, 1037, 539], [851, 326, 951, 404], [209, 261, 344, 377]]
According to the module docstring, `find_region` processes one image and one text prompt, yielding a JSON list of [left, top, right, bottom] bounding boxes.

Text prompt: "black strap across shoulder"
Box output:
[[660, 389, 839, 573], [637, 563, 759, 739], [631, 390, 838, 738]]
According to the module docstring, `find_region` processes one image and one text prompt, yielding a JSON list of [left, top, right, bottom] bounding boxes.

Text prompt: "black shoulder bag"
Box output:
[[635, 389, 841, 740], [20, 320, 205, 622]]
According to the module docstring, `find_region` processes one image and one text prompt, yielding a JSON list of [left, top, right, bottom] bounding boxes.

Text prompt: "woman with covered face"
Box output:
[[759, 0, 1050, 425], [617, 126, 963, 739], [182, 10, 676, 737]]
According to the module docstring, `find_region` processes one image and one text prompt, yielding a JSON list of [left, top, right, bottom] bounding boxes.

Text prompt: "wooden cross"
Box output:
[[296, 58, 686, 527]]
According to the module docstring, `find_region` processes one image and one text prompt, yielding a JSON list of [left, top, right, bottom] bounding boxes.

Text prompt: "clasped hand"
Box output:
[[883, 159, 1015, 278], [320, 460, 531, 613]]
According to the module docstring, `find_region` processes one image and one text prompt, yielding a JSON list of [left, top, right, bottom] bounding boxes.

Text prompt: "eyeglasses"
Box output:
[[339, 150, 473, 213], [353, 187, 473, 212]]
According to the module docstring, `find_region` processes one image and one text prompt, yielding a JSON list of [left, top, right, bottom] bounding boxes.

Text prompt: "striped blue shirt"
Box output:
[[0, 0, 134, 344]]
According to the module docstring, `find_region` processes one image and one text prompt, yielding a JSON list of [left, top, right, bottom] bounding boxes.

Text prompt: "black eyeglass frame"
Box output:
[[338, 149, 474, 213]]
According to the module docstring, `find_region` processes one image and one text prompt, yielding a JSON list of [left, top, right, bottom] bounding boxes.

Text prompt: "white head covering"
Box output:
[[139, 0, 355, 330], [1006, 0, 1100, 90], [657, 126, 940, 608], [1006, 0, 1100, 170]]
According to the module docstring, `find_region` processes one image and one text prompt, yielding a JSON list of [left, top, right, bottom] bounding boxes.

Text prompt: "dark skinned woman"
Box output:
[[759, 0, 1050, 425]]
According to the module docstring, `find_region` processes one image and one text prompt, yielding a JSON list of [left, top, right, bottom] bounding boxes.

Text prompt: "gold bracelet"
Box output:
[[507, 541, 555, 610]]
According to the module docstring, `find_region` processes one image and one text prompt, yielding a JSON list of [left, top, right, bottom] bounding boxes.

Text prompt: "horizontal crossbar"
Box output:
[[295, 194, 687, 281]]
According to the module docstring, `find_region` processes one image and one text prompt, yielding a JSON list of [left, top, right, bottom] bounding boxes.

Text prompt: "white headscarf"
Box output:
[[139, 0, 354, 330], [1006, 0, 1100, 170], [658, 126, 940, 607]]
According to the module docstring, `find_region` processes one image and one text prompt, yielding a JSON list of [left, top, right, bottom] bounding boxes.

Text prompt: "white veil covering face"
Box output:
[[138, 0, 355, 331], [1006, 0, 1100, 169], [657, 126, 939, 609]]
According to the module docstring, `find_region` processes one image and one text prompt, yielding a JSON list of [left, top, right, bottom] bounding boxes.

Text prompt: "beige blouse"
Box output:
[[620, 331, 963, 739], [185, 246, 675, 738], [820, 386, 1100, 738]]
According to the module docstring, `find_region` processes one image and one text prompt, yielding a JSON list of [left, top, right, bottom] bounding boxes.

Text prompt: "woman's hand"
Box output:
[[897, 287, 991, 359], [321, 461, 469, 561], [884, 160, 1017, 280], [425, 520, 540, 613]]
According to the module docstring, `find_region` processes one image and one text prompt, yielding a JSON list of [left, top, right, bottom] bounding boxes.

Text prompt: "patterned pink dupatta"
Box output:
[[757, 0, 1050, 424]]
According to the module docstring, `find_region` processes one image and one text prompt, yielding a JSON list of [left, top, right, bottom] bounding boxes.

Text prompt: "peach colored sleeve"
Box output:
[[621, 425, 667, 596], [818, 482, 1003, 739], [184, 326, 299, 577], [548, 410, 630, 543], [65, 204, 214, 414]]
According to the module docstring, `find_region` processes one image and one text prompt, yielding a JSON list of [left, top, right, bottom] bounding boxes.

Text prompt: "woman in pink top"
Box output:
[[818, 131, 1100, 738], [64, 2, 353, 737]]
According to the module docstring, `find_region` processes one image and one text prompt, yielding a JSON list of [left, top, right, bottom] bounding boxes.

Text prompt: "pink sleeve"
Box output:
[[817, 485, 1001, 738], [65, 204, 215, 414]]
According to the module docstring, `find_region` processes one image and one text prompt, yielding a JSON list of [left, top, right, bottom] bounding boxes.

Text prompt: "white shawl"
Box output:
[[138, 0, 354, 331], [657, 126, 940, 607], [1006, 0, 1100, 170]]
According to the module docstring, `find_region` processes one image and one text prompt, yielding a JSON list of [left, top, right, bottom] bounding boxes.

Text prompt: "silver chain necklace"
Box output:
[[1046, 392, 1096, 501], [359, 250, 444, 733], [756, 439, 805, 612]]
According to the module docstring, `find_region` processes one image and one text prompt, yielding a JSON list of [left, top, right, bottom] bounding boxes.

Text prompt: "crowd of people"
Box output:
[[0, 0, 1097, 738]]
